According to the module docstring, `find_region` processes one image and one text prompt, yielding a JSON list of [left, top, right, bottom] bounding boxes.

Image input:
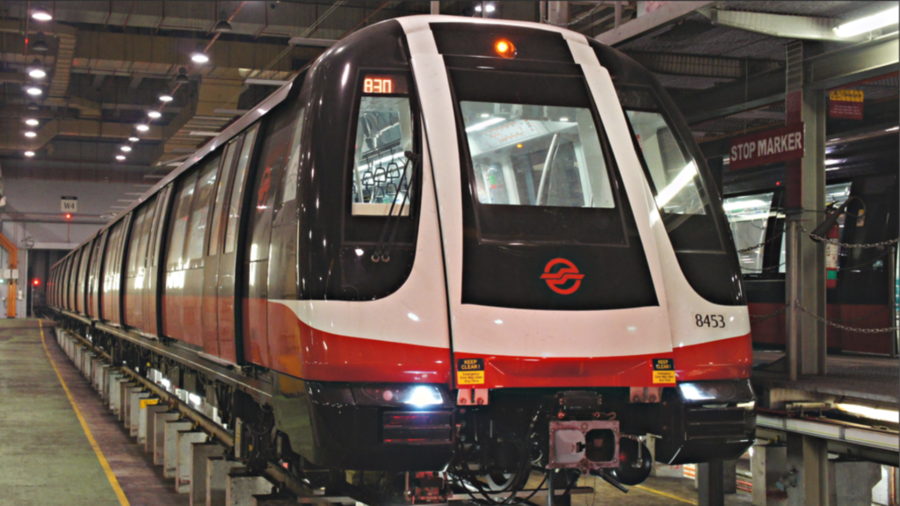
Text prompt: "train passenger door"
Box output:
[[202, 137, 242, 361], [143, 185, 173, 338], [218, 125, 259, 363]]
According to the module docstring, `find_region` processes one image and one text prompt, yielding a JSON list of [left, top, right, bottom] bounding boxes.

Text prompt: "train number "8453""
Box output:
[[695, 314, 726, 328]]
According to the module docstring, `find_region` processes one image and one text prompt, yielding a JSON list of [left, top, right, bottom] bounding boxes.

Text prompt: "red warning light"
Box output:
[[65, 213, 71, 219], [33, 279, 39, 286]]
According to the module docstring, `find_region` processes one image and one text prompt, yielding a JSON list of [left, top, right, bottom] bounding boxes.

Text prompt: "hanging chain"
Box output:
[[800, 226, 899, 249], [542, 4, 605, 27], [794, 301, 900, 333], [750, 306, 786, 323], [737, 235, 781, 254]]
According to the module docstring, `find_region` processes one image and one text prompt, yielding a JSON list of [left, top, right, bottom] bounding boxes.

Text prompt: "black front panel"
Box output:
[[447, 62, 657, 310], [430, 23, 575, 63], [300, 20, 422, 301]]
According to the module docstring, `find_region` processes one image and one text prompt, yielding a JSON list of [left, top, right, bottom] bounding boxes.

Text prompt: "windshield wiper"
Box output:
[[372, 150, 419, 263]]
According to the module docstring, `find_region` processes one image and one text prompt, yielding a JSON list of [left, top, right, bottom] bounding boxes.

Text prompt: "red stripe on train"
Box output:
[[266, 302, 751, 388], [453, 333, 752, 388]]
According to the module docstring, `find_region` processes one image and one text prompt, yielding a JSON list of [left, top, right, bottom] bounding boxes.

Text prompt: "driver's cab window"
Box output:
[[350, 75, 414, 217]]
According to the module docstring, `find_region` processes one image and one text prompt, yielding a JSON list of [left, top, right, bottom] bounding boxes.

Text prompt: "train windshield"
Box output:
[[459, 101, 615, 209], [450, 68, 626, 245]]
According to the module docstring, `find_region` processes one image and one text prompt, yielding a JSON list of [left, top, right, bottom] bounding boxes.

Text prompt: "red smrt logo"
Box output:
[[540, 258, 584, 295]]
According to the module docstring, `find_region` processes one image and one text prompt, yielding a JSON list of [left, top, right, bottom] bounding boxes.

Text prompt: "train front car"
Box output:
[[272, 16, 754, 500]]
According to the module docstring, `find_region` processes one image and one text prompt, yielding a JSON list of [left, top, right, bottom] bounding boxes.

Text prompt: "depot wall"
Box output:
[[0, 178, 129, 317]]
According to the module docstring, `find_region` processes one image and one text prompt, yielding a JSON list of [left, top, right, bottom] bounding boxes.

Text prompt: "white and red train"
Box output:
[[49, 16, 754, 502]]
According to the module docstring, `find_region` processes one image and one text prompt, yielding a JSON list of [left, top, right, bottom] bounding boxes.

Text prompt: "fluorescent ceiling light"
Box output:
[[31, 7, 52, 21], [135, 124, 150, 132], [191, 52, 209, 64], [465, 117, 505, 133], [28, 63, 46, 79], [24, 131, 36, 138], [26, 86, 42, 96], [25, 118, 39, 126], [834, 6, 899, 37], [837, 403, 899, 423], [24, 151, 35, 157], [116, 155, 126, 161], [485, 4, 496, 13], [159, 94, 173, 102], [128, 136, 139, 142], [147, 111, 162, 119], [121, 146, 132, 152]]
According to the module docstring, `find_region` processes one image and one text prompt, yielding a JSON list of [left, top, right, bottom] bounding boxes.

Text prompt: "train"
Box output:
[[722, 129, 899, 355], [48, 16, 755, 504]]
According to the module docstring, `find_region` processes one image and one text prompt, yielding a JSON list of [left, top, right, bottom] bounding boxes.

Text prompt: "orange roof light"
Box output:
[[495, 39, 516, 59]]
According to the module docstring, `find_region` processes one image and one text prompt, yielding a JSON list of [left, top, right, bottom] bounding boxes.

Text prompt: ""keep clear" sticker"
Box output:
[[652, 358, 676, 385], [457, 358, 485, 386]]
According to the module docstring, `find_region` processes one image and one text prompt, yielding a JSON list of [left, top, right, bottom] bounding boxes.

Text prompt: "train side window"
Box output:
[[273, 108, 306, 225], [126, 201, 155, 277], [225, 124, 259, 255], [166, 171, 200, 272], [209, 142, 239, 256], [183, 156, 220, 269], [625, 109, 705, 215], [125, 208, 146, 276], [350, 97, 413, 216], [148, 186, 171, 268]]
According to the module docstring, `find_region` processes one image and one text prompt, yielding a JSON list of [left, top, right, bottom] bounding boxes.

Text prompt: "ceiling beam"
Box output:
[[626, 51, 782, 79], [679, 34, 899, 125], [594, 1, 714, 46]]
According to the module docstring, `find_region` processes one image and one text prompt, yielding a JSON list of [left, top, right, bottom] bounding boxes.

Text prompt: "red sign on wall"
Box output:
[[729, 123, 804, 171], [829, 89, 864, 120]]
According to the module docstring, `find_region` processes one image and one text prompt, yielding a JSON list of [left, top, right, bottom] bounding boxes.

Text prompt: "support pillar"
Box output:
[[164, 420, 193, 476], [785, 434, 827, 506], [137, 397, 160, 443], [176, 431, 210, 493], [145, 404, 171, 453], [547, 2, 569, 25], [751, 443, 789, 506], [698, 461, 724, 506], [225, 469, 273, 506], [129, 389, 151, 437], [784, 40, 827, 381], [191, 443, 225, 506], [154, 411, 181, 465], [207, 457, 244, 506], [834, 460, 881, 506]]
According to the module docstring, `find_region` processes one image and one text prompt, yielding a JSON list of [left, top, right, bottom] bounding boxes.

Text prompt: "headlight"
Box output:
[[677, 380, 754, 405], [353, 384, 447, 408]]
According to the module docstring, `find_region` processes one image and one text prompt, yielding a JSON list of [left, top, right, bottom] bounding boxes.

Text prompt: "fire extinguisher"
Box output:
[[825, 221, 840, 289]]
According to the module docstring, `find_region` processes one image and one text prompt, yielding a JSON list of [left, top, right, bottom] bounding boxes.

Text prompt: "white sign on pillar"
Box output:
[[61, 196, 77, 213]]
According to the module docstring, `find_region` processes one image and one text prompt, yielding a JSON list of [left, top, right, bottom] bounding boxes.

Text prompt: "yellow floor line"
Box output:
[[634, 484, 698, 505], [39, 321, 131, 506]]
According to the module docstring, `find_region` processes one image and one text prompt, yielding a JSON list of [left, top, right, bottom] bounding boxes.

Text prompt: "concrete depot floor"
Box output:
[[0, 318, 187, 506], [0, 317, 754, 505]]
